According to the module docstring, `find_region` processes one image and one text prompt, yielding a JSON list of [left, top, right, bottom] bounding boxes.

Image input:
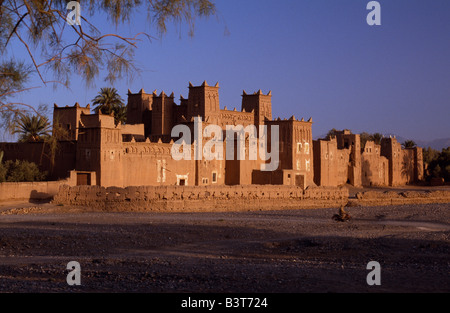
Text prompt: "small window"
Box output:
[[212, 172, 217, 183], [304, 142, 310, 154], [179, 179, 186, 186], [297, 143, 302, 153]]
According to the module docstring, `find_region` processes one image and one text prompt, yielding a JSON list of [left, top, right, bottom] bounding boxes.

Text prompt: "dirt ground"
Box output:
[[0, 198, 449, 293]]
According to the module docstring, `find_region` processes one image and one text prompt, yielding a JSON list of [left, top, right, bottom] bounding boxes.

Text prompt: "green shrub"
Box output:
[[0, 160, 47, 183]]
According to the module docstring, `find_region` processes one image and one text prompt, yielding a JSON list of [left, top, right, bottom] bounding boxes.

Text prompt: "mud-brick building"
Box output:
[[0, 80, 423, 189], [313, 130, 423, 187], [0, 81, 314, 188]]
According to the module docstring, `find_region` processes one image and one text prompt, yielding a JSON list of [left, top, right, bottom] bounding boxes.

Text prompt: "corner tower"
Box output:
[[53, 102, 91, 140]]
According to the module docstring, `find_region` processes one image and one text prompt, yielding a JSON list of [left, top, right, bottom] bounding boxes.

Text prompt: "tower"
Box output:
[[187, 81, 220, 123], [77, 112, 123, 187], [126, 89, 153, 125], [241, 90, 272, 127], [151, 91, 175, 136], [53, 102, 91, 140], [335, 130, 362, 187]]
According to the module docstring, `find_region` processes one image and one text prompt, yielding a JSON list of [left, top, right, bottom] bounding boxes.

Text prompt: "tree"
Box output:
[[370, 133, 384, 145], [12, 114, 51, 142], [423, 147, 439, 164], [92, 87, 124, 115], [114, 105, 128, 126], [92, 87, 127, 125], [0, 0, 216, 130], [402, 140, 417, 149], [0, 60, 34, 132], [425, 147, 450, 182], [360, 132, 371, 150], [325, 128, 340, 139]]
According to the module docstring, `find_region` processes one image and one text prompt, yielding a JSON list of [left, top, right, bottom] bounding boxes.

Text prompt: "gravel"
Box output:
[[0, 203, 449, 293]]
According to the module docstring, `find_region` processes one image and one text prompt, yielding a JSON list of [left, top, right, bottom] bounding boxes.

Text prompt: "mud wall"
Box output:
[[355, 190, 450, 206], [0, 179, 73, 201], [53, 185, 349, 212]]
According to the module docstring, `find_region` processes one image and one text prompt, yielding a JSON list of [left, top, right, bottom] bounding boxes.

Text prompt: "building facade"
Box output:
[[0, 81, 423, 189]]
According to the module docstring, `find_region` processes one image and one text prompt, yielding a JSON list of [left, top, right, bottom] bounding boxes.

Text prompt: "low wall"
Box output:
[[355, 190, 450, 206], [53, 185, 349, 212], [0, 180, 72, 202]]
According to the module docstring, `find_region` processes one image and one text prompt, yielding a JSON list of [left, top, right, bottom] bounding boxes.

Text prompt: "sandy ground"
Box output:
[[0, 200, 449, 293]]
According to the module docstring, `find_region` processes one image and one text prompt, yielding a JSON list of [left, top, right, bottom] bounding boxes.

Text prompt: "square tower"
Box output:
[[242, 90, 272, 127], [126, 89, 153, 125], [187, 81, 220, 123], [53, 103, 91, 140], [151, 91, 175, 136]]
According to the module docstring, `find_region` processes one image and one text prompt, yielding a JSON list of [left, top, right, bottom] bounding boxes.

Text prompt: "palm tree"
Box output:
[[326, 128, 340, 139], [12, 114, 51, 142], [113, 105, 127, 126], [92, 87, 124, 115], [370, 133, 384, 145], [402, 140, 417, 149]]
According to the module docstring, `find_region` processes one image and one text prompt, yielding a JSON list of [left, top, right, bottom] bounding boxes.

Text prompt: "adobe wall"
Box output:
[[361, 141, 389, 187], [0, 178, 73, 202], [218, 110, 255, 128], [121, 142, 198, 187], [267, 119, 314, 184], [381, 138, 424, 186], [0, 141, 77, 180], [224, 139, 264, 186], [313, 138, 349, 187], [53, 185, 349, 212], [355, 190, 450, 206]]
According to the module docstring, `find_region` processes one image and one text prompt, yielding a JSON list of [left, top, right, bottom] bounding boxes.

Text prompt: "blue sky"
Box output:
[[6, 0, 450, 142]]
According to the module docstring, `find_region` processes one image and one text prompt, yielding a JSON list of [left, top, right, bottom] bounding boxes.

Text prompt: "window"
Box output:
[[212, 172, 218, 183], [177, 175, 188, 186], [297, 143, 302, 154], [304, 142, 310, 154], [202, 178, 209, 184]]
